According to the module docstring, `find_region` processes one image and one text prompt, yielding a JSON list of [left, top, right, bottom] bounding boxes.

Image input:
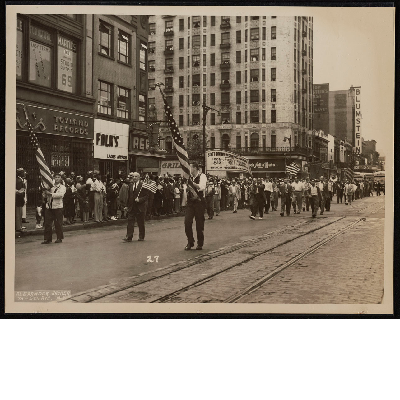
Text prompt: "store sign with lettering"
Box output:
[[16, 19, 23, 78], [94, 119, 129, 160], [206, 150, 250, 173], [16, 103, 93, 139], [160, 160, 182, 175], [248, 158, 285, 172], [57, 35, 77, 94], [354, 87, 362, 154], [313, 83, 329, 114]]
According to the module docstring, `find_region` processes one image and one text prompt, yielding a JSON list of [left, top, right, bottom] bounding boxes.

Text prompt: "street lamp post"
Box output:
[[202, 103, 221, 173]]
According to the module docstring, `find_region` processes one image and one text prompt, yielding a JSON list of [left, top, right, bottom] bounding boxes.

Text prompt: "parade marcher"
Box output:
[[184, 162, 207, 250], [303, 178, 311, 212], [15, 168, 26, 232], [248, 178, 258, 219], [181, 178, 188, 212], [250, 178, 265, 220], [174, 181, 181, 213], [308, 180, 321, 218], [220, 180, 228, 211], [272, 178, 279, 211], [359, 180, 364, 199], [213, 179, 221, 216], [323, 178, 331, 212], [344, 180, 353, 205], [279, 178, 292, 217], [123, 172, 149, 242], [229, 179, 240, 213], [328, 179, 334, 202], [205, 180, 215, 219], [291, 177, 303, 214], [264, 177, 273, 214], [336, 180, 344, 204], [42, 173, 66, 244], [376, 181, 381, 196], [22, 170, 28, 224]]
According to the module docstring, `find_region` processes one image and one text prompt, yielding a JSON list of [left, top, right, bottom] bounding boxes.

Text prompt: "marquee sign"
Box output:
[[206, 150, 250, 173]]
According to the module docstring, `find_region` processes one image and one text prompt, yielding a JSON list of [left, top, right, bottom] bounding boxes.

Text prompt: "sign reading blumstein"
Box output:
[[354, 87, 362, 154]]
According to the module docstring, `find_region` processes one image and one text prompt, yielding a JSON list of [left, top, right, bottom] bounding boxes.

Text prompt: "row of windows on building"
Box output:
[[98, 80, 146, 121], [150, 16, 279, 34]]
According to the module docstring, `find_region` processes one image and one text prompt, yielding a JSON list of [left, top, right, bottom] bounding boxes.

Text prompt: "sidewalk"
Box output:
[[15, 206, 186, 238]]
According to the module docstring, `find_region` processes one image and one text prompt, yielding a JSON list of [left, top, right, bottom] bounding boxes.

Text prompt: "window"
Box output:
[[188, 36, 190, 48], [203, 54, 207, 66], [294, 48, 296, 62], [236, 16, 241, 23], [210, 93, 215, 105], [99, 20, 113, 57], [203, 74, 207, 86], [149, 23, 156, 35], [193, 35, 200, 48], [221, 71, 230, 84], [250, 69, 259, 82], [236, 30, 241, 43], [245, 49, 248, 62], [271, 132, 276, 148], [149, 60, 155, 71], [179, 94, 184, 107], [165, 39, 173, 51], [179, 18, 184, 31], [250, 110, 259, 123], [245, 29, 248, 42], [192, 54, 200, 67], [193, 16, 201, 28], [271, 26, 276, 39], [221, 16, 230, 24], [210, 73, 215, 86], [236, 112, 241, 124], [221, 92, 230, 105], [192, 74, 200, 87], [294, 68, 296, 82], [221, 112, 230, 124], [139, 42, 147, 70], [165, 76, 173, 88], [251, 16, 259, 20], [250, 90, 259, 103], [272, 16, 277, 19], [245, 16, 248, 21], [148, 41, 155, 54], [203, 94, 206, 105], [221, 52, 230, 63], [210, 136, 216, 149], [139, 94, 146, 121], [245, 91, 247, 103], [262, 110, 266, 123], [203, 35, 207, 47], [211, 16, 216, 26], [192, 94, 200, 106], [245, 111, 248, 123], [165, 20, 173, 32], [117, 87, 130, 119], [236, 50, 241, 63], [262, 68, 265, 81], [177, 57, 184, 70], [236, 91, 241, 104], [250, 48, 259, 61], [236, 71, 241, 84], [118, 30, 130, 63], [179, 38, 184, 50], [211, 53, 215, 66], [262, 48, 266, 61], [203, 16, 207, 27], [16, 18, 23, 80], [262, 27, 266, 40], [271, 110, 276, 123], [211, 34, 215, 46], [148, 78, 155, 90], [98, 80, 112, 115], [271, 47, 276, 60], [192, 114, 200, 125], [271, 89, 276, 102], [211, 113, 216, 125], [221, 32, 230, 44], [250, 28, 259, 41], [271, 68, 276, 81], [179, 115, 184, 126], [262, 89, 266, 102], [244, 70, 247, 83], [165, 58, 173, 71]]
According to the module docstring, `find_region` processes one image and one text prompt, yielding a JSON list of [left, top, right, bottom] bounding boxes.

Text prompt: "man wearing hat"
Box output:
[[123, 172, 149, 242], [42, 173, 66, 244]]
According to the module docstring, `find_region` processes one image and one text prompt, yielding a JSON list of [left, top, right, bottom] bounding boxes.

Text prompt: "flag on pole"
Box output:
[[25, 107, 53, 190], [142, 180, 157, 193], [286, 161, 301, 175], [343, 167, 354, 182]]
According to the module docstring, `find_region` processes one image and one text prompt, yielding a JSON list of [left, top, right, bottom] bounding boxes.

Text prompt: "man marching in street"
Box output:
[[41, 172, 66, 244], [229, 179, 240, 213], [184, 162, 207, 250], [279, 178, 293, 217], [308, 179, 321, 218], [291, 176, 304, 214], [123, 172, 149, 242]]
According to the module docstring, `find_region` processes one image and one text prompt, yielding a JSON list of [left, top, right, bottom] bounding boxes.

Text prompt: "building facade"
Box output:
[[148, 15, 314, 177], [16, 13, 95, 205]]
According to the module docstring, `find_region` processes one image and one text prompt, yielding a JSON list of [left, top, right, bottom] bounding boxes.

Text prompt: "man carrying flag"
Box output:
[[157, 83, 207, 250]]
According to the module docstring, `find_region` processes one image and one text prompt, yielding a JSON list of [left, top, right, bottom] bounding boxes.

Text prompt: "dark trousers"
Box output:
[[280, 195, 291, 215], [205, 195, 214, 218], [185, 200, 205, 246], [305, 196, 310, 211], [251, 200, 264, 218], [325, 195, 331, 211], [127, 211, 145, 240], [264, 191, 271, 213], [310, 196, 319, 216], [44, 208, 64, 241], [337, 189, 343, 203]]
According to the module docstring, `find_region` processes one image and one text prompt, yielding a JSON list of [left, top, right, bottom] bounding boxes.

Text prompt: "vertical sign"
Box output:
[[16, 18, 23, 78], [57, 35, 77, 94], [313, 83, 329, 113], [354, 87, 361, 154]]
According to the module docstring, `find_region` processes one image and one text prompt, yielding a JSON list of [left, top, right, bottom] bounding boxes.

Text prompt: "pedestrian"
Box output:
[[344, 180, 353, 205], [41, 173, 66, 244], [118, 178, 129, 219], [122, 172, 149, 242], [229, 179, 240, 213], [22, 170, 28, 224], [63, 178, 76, 224], [184, 162, 207, 250], [86, 171, 95, 219], [291, 177, 303, 214], [303, 178, 311, 212], [279, 178, 292, 217], [181, 178, 188, 212], [15, 168, 26, 233], [336, 180, 344, 204], [308, 180, 321, 218], [264, 177, 273, 214], [174, 181, 181, 213], [91, 173, 104, 222], [108, 179, 119, 220], [205, 180, 215, 219], [213, 179, 221, 216], [272, 178, 279, 211]]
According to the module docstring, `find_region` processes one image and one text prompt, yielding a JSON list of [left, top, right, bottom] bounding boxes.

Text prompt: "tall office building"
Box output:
[[148, 15, 314, 177]]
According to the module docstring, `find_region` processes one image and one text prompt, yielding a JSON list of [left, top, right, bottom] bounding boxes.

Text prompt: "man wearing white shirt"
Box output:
[[185, 162, 207, 250], [91, 173, 105, 222], [42, 173, 66, 244], [264, 178, 273, 214], [291, 177, 304, 214]]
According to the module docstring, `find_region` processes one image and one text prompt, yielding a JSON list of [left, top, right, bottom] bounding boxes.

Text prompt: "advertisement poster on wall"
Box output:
[[94, 119, 129, 161]]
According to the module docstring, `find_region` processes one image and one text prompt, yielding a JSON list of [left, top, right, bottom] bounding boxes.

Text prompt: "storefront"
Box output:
[[247, 157, 288, 178], [16, 102, 94, 205], [160, 159, 182, 176], [93, 119, 128, 179]]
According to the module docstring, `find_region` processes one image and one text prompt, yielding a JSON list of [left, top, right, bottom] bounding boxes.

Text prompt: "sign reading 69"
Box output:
[[57, 35, 77, 94]]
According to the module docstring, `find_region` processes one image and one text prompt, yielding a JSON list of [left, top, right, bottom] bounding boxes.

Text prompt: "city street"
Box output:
[[15, 194, 386, 304]]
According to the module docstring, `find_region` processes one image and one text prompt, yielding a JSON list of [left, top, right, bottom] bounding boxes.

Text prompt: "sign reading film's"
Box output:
[[313, 83, 329, 113], [206, 150, 250, 173], [354, 87, 362, 154], [57, 35, 77, 94]]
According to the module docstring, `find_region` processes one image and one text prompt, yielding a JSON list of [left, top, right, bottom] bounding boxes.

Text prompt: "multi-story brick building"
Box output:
[[148, 15, 314, 177]]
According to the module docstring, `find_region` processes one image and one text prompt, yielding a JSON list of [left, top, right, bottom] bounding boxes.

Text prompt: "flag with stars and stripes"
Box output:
[[27, 117, 53, 190], [142, 179, 157, 193], [343, 167, 354, 182], [286, 161, 301, 175]]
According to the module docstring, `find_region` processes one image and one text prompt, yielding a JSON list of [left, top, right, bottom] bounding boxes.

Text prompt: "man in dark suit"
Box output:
[[278, 178, 293, 216], [123, 172, 149, 242]]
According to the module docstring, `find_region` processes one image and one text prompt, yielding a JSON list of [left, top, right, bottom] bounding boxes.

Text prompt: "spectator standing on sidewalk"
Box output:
[[118, 178, 129, 219], [213, 179, 221, 216], [86, 171, 95, 219], [181, 178, 188, 212], [174, 181, 181, 213], [63, 178, 76, 225], [229, 179, 240, 213], [205, 180, 215, 219], [91, 173, 104, 222]]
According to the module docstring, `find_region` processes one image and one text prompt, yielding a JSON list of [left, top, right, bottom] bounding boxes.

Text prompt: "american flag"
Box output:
[[343, 167, 354, 182], [142, 180, 157, 193], [26, 109, 53, 190], [286, 161, 301, 175], [157, 85, 200, 198]]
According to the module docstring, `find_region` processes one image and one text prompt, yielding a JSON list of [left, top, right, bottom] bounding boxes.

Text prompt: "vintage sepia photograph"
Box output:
[[5, 5, 394, 314]]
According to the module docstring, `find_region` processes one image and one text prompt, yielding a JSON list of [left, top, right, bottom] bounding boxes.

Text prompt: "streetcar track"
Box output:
[[153, 216, 347, 303], [82, 218, 331, 303]]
